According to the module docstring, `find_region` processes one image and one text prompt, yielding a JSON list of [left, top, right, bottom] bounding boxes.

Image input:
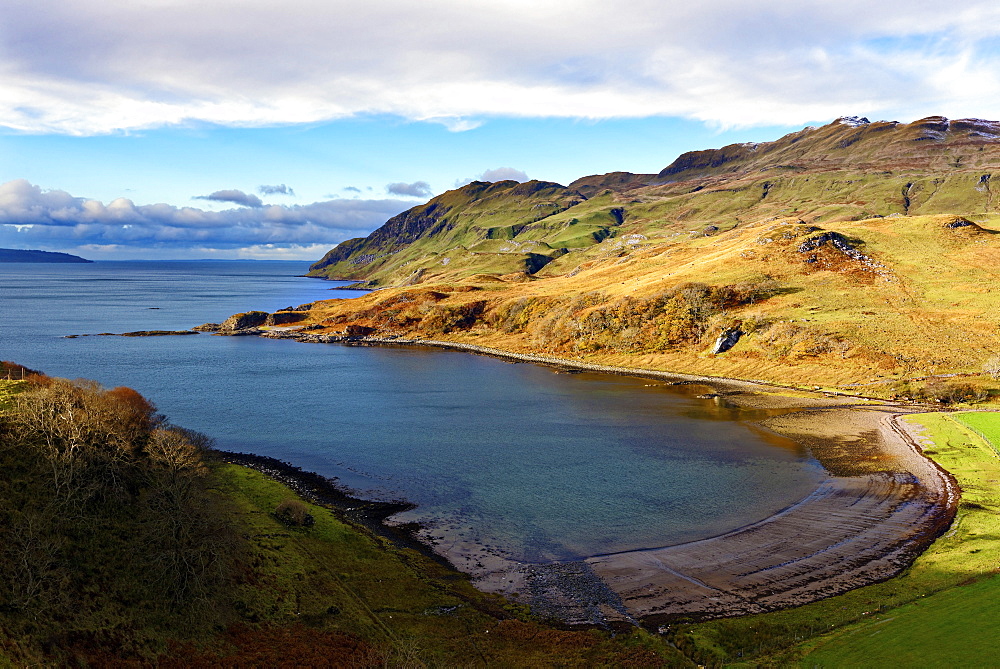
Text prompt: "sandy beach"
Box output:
[[260, 331, 960, 625], [440, 402, 955, 625]]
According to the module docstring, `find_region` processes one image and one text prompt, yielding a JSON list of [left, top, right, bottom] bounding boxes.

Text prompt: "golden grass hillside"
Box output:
[[284, 211, 1000, 394], [291, 117, 1000, 395]]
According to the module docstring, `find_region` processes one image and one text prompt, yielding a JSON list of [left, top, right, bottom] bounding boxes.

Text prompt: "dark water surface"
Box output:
[[1, 261, 826, 562]]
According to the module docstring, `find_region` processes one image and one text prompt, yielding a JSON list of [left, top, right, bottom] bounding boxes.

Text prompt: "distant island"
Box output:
[[0, 248, 92, 263]]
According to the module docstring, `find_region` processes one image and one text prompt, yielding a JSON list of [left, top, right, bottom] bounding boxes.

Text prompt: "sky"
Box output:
[[3, 0, 1000, 260]]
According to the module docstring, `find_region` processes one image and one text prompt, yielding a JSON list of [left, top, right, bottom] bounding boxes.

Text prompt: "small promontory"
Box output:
[[0, 248, 92, 263]]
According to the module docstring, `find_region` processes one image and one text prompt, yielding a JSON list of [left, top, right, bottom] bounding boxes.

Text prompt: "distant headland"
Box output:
[[0, 248, 92, 263]]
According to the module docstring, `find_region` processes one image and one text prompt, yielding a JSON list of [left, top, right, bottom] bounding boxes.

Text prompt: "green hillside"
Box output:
[[309, 116, 1000, 290], [292, 117, 1000, 396], [309, 179, 588, 285]]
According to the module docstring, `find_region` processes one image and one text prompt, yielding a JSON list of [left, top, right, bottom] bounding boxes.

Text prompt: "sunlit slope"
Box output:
[[309, 116, 1000, 289], [309, 179, 591, 284], [299, 211, 1000, 386], [298, 116, 1000, 387], [655, 116, 1000, 181]]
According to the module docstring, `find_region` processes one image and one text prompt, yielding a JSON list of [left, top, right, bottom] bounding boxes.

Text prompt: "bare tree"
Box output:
[[983, 355, 1000, 380]]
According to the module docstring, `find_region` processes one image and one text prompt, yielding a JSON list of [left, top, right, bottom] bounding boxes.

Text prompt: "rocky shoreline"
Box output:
[[209, 327, 958, 626], [256, 331, 880, 408], [64, 330, 199, 338], [212, 450, 458, 570]]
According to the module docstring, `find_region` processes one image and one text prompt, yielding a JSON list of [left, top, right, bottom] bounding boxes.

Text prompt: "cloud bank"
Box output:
[[0, 180, 410, 258], [4, 1, 1000, 134]]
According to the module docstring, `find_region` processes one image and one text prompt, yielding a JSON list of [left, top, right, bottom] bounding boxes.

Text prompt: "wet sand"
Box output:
[[444, 405, 955, 626], [585, 407, 956, 623], [256, 332, 960, 625]]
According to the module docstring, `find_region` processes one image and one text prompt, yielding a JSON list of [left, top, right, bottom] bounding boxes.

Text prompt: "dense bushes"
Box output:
[[891, 379, 991, 404], [274, 499, 315, 527], [489, 279, 789, 354], [0, 376, 237, 657], [317, 277, 858, 361]]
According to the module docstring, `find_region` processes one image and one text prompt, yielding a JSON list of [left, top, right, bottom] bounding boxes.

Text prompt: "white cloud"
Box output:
[[455, 167, 529, 187], [258, 184, 295, 196], [4, 1, 1000, 134], [386, 181, 433, 198], [194, 189, 263, 207], [0, 179, 410, 256]]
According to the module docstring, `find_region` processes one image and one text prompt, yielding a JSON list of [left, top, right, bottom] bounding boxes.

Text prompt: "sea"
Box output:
[[1, 260, 826, 563]]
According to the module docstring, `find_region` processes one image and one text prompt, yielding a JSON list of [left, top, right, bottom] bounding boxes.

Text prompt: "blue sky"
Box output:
[[2, 0, 1000, 260]]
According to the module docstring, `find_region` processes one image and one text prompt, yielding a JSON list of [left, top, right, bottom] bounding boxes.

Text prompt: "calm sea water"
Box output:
[[1, 261, 826, 562]]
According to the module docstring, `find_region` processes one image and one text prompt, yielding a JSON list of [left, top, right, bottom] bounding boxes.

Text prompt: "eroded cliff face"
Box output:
[[217, 310, 269, 333]]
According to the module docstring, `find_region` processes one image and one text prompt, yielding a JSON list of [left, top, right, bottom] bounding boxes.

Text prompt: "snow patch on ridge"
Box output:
[[959, 118, 1000, 140], [837, 116, 870, 127]]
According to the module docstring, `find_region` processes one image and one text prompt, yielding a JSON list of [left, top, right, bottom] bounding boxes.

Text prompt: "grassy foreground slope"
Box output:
[[0, 370, 681, 666]]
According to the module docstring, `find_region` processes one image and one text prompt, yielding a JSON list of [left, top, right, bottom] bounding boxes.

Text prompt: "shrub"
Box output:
[[983, 356, 1000, 380], [274, 499, 314, 527], [916, 380, 989, 404], [0, 374, 238, 644]]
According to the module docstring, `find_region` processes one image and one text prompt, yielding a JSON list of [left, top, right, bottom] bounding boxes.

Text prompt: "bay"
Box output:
[[1, 261, 826, 563]]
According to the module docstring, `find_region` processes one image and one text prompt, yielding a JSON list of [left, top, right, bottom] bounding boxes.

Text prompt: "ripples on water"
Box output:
[[1, 261, 826, 562]]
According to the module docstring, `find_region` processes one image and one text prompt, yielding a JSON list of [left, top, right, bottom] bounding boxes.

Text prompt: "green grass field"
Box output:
[[796, 411, 1000, 668], [0, 379, 23, 409], [799, 574, 1000, 668], [668, 410, 1000, 666]]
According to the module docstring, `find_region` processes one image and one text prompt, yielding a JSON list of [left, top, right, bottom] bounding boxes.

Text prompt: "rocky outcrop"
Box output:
[[944, 217, 975, 229], [218, 311, 268, 333], [711, 328, 743, 354], [798, 231, 866, 260], [114, 330, 198, 337], [267, 312, 307, 326], [68, 330, 200, 337]]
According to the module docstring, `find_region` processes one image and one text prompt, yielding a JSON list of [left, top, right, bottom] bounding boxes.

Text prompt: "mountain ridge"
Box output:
[[309, 115, 1000, 287], [283, 114, 1000, 395]]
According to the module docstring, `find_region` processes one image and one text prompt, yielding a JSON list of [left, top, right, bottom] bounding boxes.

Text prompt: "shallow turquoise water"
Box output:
[[1, 261, 826, 561]]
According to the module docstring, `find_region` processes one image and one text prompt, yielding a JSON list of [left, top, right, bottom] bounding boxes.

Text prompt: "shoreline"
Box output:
[[212, 450, 458, 571], [234, 330, 959, 625], [261, 331, 866, 405]]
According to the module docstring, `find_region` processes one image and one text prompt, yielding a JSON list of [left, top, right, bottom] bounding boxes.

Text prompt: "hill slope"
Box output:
[[309, 115, 1000, 288], [295, 116, 1000, 393]]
